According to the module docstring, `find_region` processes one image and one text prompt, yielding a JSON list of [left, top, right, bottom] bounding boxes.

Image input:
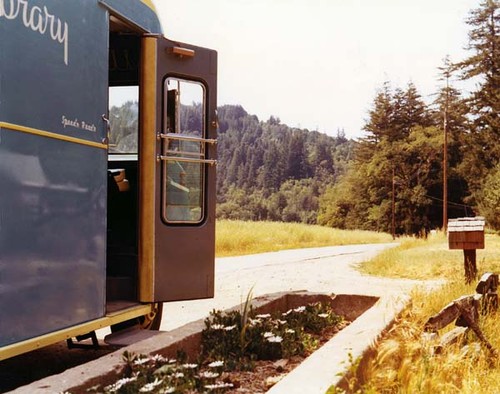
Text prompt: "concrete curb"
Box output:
[[10, 291, 392, 394], [267, 293, 409, 393]]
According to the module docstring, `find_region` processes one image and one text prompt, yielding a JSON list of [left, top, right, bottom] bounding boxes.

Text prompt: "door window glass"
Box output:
[[162, 79, 206, 223]]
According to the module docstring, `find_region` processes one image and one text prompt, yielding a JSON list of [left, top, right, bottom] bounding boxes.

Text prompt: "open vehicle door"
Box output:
[[139, 36, 217, 302]]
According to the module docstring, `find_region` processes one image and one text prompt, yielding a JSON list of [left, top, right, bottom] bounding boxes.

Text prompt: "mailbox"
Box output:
[[448, 217, 485, 250]]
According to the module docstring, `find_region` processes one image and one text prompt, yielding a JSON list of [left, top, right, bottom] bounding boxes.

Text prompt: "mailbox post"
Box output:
[[448, 217, 485, 284]]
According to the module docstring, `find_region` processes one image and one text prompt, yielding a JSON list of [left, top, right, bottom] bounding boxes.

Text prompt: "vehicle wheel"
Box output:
[[138, 302, 163, 330]]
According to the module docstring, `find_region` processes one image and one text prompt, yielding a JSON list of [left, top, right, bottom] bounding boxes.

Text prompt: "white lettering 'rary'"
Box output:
[[0, 0, 69, 65]]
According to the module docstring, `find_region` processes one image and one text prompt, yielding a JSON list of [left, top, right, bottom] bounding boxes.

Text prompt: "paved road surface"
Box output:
[[161, 243, 432, 330]]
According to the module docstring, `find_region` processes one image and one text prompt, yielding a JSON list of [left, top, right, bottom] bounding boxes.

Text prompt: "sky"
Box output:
[[154, 0, 480, 139]]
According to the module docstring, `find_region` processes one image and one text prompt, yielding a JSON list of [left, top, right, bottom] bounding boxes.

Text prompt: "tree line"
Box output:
[[216, 105, 354, 223], [218, 1, 498, 234], [319, 0, 499, 234]]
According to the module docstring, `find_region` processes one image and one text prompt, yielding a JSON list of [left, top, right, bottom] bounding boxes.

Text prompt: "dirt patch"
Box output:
[[223, 322, 349, 393]]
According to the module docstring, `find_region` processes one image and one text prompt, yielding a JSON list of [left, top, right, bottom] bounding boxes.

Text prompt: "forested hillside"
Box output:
[[215, 106, 353, 223]]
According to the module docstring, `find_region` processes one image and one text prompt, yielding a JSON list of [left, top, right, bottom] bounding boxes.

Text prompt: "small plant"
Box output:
[[91, 301, 344, 394], [202, 301, 343, 367], [89, 352, 232, 394]]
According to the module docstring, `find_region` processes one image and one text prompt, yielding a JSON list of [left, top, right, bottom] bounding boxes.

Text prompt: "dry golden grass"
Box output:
[[355, 232, 500, 393], [215, 220, 393, 257], [360, 231, 500, 280], [359, 283, 500, 393]]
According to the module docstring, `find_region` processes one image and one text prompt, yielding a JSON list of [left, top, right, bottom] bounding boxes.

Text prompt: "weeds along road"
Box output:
[[2, 243, 427, 393]]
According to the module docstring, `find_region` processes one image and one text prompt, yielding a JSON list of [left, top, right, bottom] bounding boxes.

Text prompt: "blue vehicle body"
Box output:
[[0, 0, 217, 358]]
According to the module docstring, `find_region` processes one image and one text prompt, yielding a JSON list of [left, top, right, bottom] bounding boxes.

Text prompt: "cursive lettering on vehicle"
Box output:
[[62, 116, 97, 133], [81, 121, 97, 132], [0, 0, 69, 65], [62, 115, 80, 129]]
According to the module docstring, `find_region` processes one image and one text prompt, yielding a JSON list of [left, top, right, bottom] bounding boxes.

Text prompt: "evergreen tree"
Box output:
[[477, 165, 500, 228], [285, 131, 308, 180], [362, 81, 394, 144], [399, 82, 434, 133], [319, 81, 442, 235], [213, 104, 353, 224], [457, 0, 500, 195]]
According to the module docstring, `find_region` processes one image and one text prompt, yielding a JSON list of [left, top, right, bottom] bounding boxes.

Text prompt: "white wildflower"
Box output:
[[285, 328, 295, 334], [134, 357, 150, 366], [282, 309, 292, 316], [167, 358, 177, 364], [255, 313, 271, 319], [105, 375, 138, 392], [182, 363, 198, 369], [263, 331, 274, 338], [318, 313, 330, 318], [200, 371, 220, 379], [161, 387, 176, 394], [208, 360, 224, 368], [151, 354, 167, 363], [249, 318, 261, 326], [293, 306, 306, 313], [205, 382, 234, 390], [210, 324, 225, 330], [277, 319, 287, 325], [267, 335, 283, 343], [174, 372, 184, 378], [139, 378, 163, 392], [223, 324, 236, 331]]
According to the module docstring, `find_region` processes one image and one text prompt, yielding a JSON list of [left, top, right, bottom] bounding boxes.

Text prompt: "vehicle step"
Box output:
[[104, 326, 165, 346]]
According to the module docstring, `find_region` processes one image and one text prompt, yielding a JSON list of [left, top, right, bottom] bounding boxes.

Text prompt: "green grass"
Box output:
[[215, 220, 393, 257]]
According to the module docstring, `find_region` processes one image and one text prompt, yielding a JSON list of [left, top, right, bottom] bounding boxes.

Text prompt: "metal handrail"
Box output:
[[164, 149, 203, 158], [157, 155, 217, 166], [158, 132, 217, 145]]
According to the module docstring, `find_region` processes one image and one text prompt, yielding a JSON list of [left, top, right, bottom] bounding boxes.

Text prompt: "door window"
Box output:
[[162, 78, 206, 223]]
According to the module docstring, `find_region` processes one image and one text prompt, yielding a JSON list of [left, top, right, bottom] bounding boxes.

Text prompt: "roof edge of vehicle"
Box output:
[[99, 0, 163, 34]]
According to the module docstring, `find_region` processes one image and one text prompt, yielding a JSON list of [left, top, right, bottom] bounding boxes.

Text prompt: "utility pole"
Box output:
[[392, 167, 396, 240], [443, 68, 449, 232]]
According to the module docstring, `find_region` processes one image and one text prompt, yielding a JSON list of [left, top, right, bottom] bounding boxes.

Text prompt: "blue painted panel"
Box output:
[[0, 130, 106, 347], [0, 0, 108, 144], [0, 1, 108, 346]]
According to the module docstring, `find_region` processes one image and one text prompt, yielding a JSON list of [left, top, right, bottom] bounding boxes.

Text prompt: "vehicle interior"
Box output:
[[106, 16, 143, 312]]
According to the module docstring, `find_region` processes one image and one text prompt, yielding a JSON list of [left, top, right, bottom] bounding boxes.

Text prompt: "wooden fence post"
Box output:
[[463, 249, 477, 284]]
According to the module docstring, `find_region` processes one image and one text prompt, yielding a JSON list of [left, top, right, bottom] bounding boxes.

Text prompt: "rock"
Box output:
[[266, 374, 286, 388], [273, 359, 289, 372]]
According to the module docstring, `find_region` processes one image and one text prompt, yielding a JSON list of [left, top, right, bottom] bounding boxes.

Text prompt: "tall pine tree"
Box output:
[[457, 0, 500, 197]]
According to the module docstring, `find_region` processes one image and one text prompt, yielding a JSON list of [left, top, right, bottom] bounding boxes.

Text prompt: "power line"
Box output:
[[424, 194, 472, 209]]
